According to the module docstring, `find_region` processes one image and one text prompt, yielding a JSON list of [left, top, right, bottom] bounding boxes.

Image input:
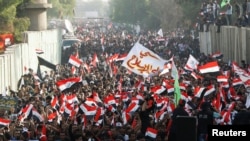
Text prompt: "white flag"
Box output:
[[157, 28, 163, 37], [184, 54, 199, 71], [122, 42, 167, 77]]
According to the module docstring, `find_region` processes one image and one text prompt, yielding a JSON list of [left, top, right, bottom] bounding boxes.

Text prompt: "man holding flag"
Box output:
[[167, 58, 190, 141], [167, 99, 189, 141]]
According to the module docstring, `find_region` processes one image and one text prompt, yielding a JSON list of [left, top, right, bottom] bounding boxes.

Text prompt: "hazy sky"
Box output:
[[82, 0, 109, 2]]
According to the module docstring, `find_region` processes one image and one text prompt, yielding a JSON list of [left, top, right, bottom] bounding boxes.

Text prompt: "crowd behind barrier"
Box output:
[[1, 3, 250, 141], [0, 21, 250, 141], [196, 0, 250, 32]]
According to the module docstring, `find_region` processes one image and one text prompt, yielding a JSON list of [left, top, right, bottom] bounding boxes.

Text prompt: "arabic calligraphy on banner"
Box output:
[[122, 42, 167, 76], [0, 97, 18, 116]]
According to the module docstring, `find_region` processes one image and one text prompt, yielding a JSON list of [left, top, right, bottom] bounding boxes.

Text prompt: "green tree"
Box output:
[[146, 0, 183, 30], [0, 0, 21, 32], [176, 0, 202, 30], [47, 0, 76, 19], [110, 0, 148, 25], [109, 0, 202, 31], [109, 0, 183, 30], [0, 0, 30, 43]]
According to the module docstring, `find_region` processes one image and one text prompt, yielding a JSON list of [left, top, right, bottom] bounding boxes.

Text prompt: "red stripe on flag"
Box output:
[[68, 55, 82, 67], [199, 61, 220, 73]]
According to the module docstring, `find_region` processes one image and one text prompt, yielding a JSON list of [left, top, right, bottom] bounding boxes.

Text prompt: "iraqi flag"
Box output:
[[194, 86, 206, 98], [232, 78, 243, 86], [18, 104, 33, 121], [79, 103, 97, 117], [47, 111, 57, 122], [35, 48, 44, 54], [66, 94, 79, 104], [191, 71, 203, 80], [125, 102, 140, 113], [104, 95, 116, 107], [222, 82, 229, 88], [198, 61, 220, 74], [107, 53, 119, 63], [71, 66, 76, 74], [56, 77, 82, 91], [122, 111, 131, 125], [150, 85, 166, 95], [0, 118, 11, 127], [211, 52, 223, 59], [145, 127, 158, 139], [51, 96, 60, 110], [63, 103, 73, 118], [217, 75, 228, 82], [91, 53, 99, 68], [68, 55, 82, 67], [154, 110, 167, 123], [204, 85, 216, 97], [116, 53, 128, 61], [32, 108, 44, 122], [166, 84, 174, 94], [94, 107, 104, 124], [232, 61, 247, 75]]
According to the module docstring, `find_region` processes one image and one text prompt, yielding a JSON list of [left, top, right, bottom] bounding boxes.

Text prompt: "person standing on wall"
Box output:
[[213, 1, 220, 23], [225, 2, 233, 25], [246, 0, 250, 26]]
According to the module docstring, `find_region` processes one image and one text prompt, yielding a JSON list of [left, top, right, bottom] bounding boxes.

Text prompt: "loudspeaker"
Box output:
[[176, 116, 197, 141]]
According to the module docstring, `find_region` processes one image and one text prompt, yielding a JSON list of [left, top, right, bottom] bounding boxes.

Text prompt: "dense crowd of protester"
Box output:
[[0, 13, 250, 141]]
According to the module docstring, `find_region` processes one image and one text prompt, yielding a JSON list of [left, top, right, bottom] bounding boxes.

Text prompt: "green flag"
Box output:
[[171, 60, 181, 107], [221, 0, 230, 8], [174, 77, 181, 107]]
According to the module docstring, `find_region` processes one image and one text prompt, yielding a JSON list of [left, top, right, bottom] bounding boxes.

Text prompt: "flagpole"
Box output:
[[136, 35, 142, 43]]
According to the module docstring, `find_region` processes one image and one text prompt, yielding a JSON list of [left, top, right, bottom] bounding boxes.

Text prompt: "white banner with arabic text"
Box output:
[[122, 42, 167, 77]]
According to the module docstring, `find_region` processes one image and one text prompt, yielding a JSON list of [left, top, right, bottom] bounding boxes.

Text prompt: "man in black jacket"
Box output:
[[197, 102, 214, 141], [168, 99, 189, 141], [232, 101, 250, 125]]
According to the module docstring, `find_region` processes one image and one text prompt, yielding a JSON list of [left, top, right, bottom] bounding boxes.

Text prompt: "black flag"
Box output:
[[37, 63, 42, 80], [37, 56, 56, 70]]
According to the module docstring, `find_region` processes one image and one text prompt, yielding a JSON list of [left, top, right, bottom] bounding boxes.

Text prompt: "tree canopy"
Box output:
[[0, 0, 30, 42], [47, 0, 76, 19], [109, 0, 203, 31], [0, 0, 77, 42], [0, 0, 21, 22]]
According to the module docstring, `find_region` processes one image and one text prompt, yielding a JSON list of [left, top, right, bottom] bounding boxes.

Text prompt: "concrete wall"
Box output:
[[199, 25, 250, 64], [0, 29, 62, 93]]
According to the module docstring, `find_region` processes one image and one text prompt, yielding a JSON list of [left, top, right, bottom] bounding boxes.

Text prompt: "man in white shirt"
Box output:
[[225, 2, 233, 25]]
